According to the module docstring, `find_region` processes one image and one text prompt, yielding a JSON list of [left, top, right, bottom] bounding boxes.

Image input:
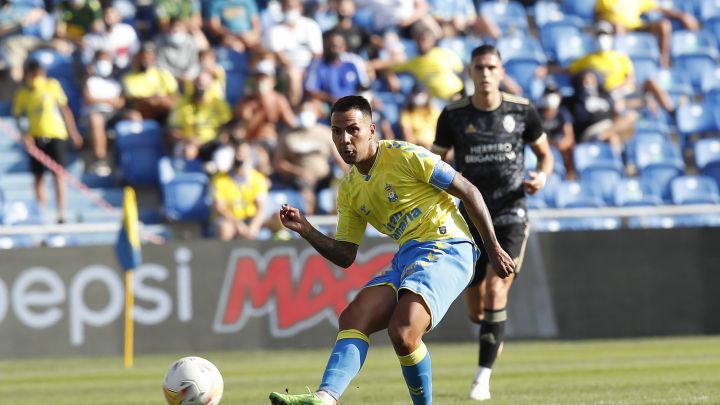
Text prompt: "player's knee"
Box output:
[[337, 305, 360, 330], [467, 312, 484, 324], [387, 324, 420, 353]]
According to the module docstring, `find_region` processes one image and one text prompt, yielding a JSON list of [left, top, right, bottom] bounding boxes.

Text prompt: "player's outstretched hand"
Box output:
[[522, 170, 546, 195], [489, 242, 516, 279], [279, 204, 310, 236]]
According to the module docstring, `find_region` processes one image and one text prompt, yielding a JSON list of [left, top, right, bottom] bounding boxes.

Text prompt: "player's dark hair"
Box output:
[[24, 60, 43, 74], [470, 44, 502, 62], [331, 95, 372, 121]]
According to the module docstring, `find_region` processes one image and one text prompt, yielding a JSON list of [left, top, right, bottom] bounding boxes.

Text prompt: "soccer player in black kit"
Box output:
[[431, 44, 554, 401]]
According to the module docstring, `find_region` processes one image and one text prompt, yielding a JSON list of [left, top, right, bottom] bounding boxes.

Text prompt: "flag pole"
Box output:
[[124, 269, 134, 368]]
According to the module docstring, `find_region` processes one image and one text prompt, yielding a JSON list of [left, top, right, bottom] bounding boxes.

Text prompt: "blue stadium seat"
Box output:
[[670, 175, 720, 205], [705, 19, 720, 49], [633, 119, 671, 137], [265, 189, 307, 219], [573, 142, 623, 175], [560, 0, 596, 24], [580, 169, 622, 206], [316, 187, 336, 215], [162, 172, 211, 221], [479, 1, 529, 36], [675, 102, 720, 150], [497, 35, 547, 96], [634, 138, 685, 201], [0, 151, 30, 174], [624, 132, 665, 169], [700, 66, 720, 94], [614, 32, 661, 63], [631, 58, 660, 87], [672, 53, 718, 93], [535, 171, 561, 208], [694, 138, 720, 189], [555, 31, 595, 68], [115, 120, 165, 186], [373, 91, 403, 127], [701, 0, 720, 21], [28, 48, 74, 78], [655, 68, 695, 108], [533, 0, 567, 28], [0, 100, 11, 117], [614, 178, 663, 207], [670, 30, 719, 91], [539, 17, 583, 62], [352, 6, 375, 32], [552, 180, 620, 230]]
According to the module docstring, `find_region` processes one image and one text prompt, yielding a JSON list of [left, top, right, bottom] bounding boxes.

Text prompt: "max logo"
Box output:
[[213, 245, 395, 337]]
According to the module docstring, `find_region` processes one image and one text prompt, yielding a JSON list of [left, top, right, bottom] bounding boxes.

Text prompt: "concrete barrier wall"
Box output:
[[1, 227, 718, 359]]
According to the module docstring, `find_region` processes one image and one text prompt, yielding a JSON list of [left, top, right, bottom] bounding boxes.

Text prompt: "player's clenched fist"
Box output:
[[279, 204, 310, 236]]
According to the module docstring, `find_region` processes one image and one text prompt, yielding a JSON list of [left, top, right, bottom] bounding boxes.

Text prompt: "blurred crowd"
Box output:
[[1, 0, 719, 240]]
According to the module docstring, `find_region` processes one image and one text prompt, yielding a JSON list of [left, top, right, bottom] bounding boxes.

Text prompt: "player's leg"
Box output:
[[394, 239, 476, 405], [469, 223, 529, 401], [389, 291, 433, 405], [270, 284, 397, 405]]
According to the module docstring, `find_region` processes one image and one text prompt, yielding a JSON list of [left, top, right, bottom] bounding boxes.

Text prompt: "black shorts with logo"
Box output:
[[462, 216, 529, 286], [29, 137, 68, 175]]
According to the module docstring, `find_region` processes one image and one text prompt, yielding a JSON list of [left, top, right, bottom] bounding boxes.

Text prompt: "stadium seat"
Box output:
[[539, 18, 583, 62], [624, 132, 666, 169], [479, 1, 529, 36], [613, 32, 661, 64], [0, 100, 11, 117], [700, 66, 720, 94], [634, 137, 685, 201], [672, 53, 718, 93], [162, 172, 211, 222], [316, 187, 336, 215], [580, 169, 622, 206], [525, 145, 566, 179], [675, 102, 720, 150], [573, 142, 623, 176], [555, 31, 595, 68], [633, 119, 671, 137], [670, 30, 718, 59], [670, 175, 720, 205], [694, 138, 720, 189], [614, 178, 663, 207], [0, 151, 30, 174], [552, 180, 620, 230], [655, 68, 695, 108], [701, 0, 720, 21], [533, 0, 567, 28], [560, 0, 596, 24], [265, 189, 307, 220], [497, 35, 547, 96], [115, 119, 165, 186]]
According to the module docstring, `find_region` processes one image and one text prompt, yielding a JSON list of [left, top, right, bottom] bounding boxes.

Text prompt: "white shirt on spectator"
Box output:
[[263, 16, 323, 69], [355, 0, 415, 32], [84, 75, 122, 114], [82, 22, 140, 70]]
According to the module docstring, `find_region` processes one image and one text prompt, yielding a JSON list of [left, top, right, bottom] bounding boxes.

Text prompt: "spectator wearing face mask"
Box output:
[[537, 84, 575, 179], [234, 58, 297, 146], [122, 42, 180, 123], [399, 86, 440, 149], [81, 7, 140, 71], [82, 50, 124, 176], [262, 0, 323, 107], [155, 17, 200, 82], [271, 101, 348, 214], [565, 69, 624, 152], [206, 0, 261, 52], [304, 32, 363, 113], [568, 22, 674, 115], [210, 136, 269, 241], [168, 70, 232, 162]]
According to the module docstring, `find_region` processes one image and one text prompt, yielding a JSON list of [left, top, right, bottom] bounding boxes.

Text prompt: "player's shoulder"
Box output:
[[501, 92, 530, 105], [444, 96, 471, 112]]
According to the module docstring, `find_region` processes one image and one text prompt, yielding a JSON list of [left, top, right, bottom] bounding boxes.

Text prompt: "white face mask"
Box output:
[[298, 111, 317, 128], [597, 34, 613, 52], [95, 60, 113, 77], [284, 9, 301, 24], [543, 93, 561, 109], [255, 59, 276, 76], [412, 93, 428, 106], [169, 32, 187, 45]]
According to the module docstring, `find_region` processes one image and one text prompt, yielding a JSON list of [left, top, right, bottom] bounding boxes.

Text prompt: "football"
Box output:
[[163, 356, 224, 405]]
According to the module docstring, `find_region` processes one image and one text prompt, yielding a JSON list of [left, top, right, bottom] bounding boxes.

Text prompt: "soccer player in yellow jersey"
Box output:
[[13, 60, 83, 224], [269, 96, 515, 405]]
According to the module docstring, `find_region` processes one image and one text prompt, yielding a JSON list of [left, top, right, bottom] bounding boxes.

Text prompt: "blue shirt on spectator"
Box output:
[[209, 0, 258, 35], [304, 58, 361, 101]]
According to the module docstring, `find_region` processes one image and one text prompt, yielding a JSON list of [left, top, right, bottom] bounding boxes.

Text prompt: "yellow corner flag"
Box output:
[[115, 186, 142, 368]]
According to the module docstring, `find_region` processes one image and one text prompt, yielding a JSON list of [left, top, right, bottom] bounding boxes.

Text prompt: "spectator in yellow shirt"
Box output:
[[13, 60, 83, 224], [399, 85, 440, 149], [211, 139, 269, 241], [594, 0, 699, 67], [168, 70, 233, 162], [122, 43, 180, 123]]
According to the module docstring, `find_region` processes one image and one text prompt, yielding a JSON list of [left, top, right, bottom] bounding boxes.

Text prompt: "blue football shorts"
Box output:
[[365, 238, 479, 330]]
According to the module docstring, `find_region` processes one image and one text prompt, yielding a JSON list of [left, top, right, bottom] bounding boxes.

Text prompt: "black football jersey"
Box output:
[[434, 93, 544, 225]]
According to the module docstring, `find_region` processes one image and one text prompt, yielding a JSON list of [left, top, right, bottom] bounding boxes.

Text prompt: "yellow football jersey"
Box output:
[[12, 77, 69, 139], [335, 140, 473, 246]]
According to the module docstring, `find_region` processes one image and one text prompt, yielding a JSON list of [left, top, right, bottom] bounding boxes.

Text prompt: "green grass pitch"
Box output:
[[1, 336, 719, 404]]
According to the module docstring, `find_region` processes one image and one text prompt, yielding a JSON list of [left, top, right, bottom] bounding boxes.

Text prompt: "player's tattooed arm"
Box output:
[[279, 204, 359, 268], [446, 174, 516, 278]]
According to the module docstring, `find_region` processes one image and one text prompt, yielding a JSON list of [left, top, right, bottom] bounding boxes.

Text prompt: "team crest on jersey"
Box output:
[[385, 184, 398, 203], [502, 115, 516, 133]]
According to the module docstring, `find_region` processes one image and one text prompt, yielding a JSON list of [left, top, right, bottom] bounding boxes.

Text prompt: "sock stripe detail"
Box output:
[[336, 329, 369, 343], [398, 342, 428, 366], [483, 308, 507, 322]]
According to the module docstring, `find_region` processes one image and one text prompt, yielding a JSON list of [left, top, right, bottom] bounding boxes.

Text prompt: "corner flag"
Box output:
[[116, 186, 142, 271], [116, 186, 141, 368]]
